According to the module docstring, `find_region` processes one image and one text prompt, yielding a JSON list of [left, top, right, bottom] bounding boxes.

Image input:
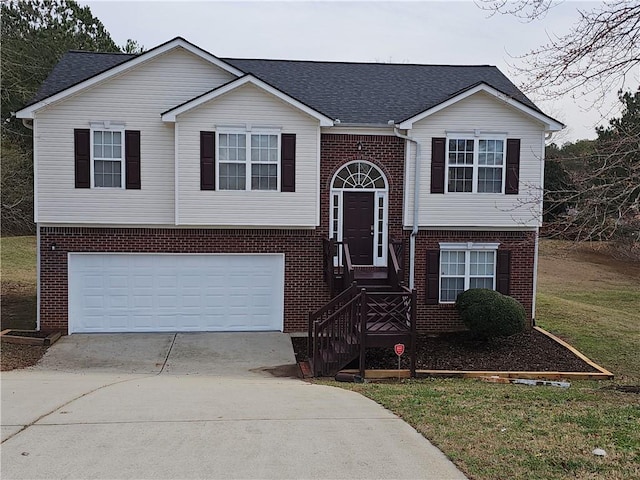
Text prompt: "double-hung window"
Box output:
[[439, 243, 499, 302], [92, 128, 124, 188], [218, 131, 280, 191], [446, 136, 505, 193]]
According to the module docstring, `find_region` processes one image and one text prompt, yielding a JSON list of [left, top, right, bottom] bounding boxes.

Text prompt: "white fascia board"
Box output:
[[398, 83, 565, 132], [322, 125, 395, 135], [439, 242, 501, 250], [16, 38, 244, 119], [161, 75, 334, 126]]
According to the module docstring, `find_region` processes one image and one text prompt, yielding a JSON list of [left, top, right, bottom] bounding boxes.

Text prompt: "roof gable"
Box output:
[[161, 75, 334, 126], [16, 37, 244, 119], [398, 83, 564, 131]]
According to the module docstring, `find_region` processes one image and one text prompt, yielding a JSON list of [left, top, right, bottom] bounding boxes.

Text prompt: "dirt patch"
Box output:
[[1, 281, 43, 370], [251, 364, 302, 378], [538, 241, 639, 292], [1, 282, 36, 331], [293, 329, 600, 373], [1, 343, 47, 371], [602, 384, 640, 394]]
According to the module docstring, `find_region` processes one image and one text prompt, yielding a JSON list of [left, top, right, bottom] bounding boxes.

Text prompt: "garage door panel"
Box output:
[[68, 254, 284, 333]]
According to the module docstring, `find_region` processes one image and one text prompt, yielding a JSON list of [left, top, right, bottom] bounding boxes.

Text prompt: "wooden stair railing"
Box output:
[[309, 285, 417, 378], [308, 284, 362, 377], [312, 236, 415, 378], [322, 238, 355, 295], [387, 239, 403, 289], [322, 237, 336, 294], [342, 242, 355, 289]]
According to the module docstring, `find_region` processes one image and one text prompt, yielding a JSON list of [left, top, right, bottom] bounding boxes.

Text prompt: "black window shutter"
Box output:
[[431, 137, 446, 194], [125, 130, 141, 189], [506, 139, 520, 195], [74, 129, 91, 188], [281, 133, 296, 192], [496, 250, 511, 295], [200, 131, 215, 190], [425, 249, 440, 304]]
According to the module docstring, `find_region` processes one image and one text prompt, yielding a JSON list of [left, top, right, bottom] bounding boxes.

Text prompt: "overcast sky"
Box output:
[[83, 0, 638, 143]]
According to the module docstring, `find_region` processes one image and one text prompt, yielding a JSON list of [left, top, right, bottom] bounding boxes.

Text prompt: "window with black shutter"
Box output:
[[200, 131, 216, 190], [74, 129, 91, 188]]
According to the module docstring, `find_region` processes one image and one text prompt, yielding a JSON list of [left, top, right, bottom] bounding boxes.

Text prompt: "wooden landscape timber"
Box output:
[[0, 329, 61, 346]]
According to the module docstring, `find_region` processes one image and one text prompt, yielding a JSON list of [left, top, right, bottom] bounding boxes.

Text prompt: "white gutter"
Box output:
[[392, 127, 420, 290]]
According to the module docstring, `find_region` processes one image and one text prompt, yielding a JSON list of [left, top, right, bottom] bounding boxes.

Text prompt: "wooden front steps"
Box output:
[[313, 238, 415, 377]]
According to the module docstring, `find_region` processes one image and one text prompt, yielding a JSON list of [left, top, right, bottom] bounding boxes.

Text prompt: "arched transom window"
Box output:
[[332, 161, 386, 189]]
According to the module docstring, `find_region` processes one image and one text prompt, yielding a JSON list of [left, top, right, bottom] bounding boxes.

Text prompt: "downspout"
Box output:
[[392, 127, 420, 289], [21, 116, 38, 329]]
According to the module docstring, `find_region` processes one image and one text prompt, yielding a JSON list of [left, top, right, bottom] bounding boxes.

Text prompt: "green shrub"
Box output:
[[455, 289, 526, 338], [454, 288, 496, 313]]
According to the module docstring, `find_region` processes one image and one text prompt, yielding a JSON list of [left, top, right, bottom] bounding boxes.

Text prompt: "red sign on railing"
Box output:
[[394, 343, 405, 356]]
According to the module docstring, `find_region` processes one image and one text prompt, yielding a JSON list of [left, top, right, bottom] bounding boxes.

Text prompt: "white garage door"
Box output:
[[68, 253, 284, 333]]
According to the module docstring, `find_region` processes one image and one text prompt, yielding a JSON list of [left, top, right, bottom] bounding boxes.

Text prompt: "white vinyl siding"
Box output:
[[176, 83, 320, 227], [405, 91, 546, 228], [34, 48, 236, 224]]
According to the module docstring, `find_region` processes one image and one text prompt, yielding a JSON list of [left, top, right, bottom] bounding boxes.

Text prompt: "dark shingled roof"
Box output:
[[223, 58, 539, 124], [30, 51, 136, 104], [28, 49, 540, 125]]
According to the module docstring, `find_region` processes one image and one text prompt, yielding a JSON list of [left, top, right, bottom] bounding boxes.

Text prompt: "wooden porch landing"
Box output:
[[352, 266, 388, 281]]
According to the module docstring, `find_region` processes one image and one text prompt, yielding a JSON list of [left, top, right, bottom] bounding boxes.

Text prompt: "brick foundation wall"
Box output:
[[39, 227, 329, 334], [412, 230, 537, 333]]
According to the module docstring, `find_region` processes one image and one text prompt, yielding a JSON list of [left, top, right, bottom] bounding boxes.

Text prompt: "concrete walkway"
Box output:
[[1, 333, 467, 479]]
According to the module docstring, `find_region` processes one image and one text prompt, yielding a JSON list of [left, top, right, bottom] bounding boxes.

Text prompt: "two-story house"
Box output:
[[16, 37, 563, 340]]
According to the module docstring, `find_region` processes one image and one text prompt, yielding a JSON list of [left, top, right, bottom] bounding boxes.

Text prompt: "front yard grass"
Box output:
[[334, 240, 640, 480]]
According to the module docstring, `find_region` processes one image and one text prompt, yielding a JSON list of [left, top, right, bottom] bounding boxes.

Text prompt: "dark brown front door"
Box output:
[[343, 191, 374, 265]]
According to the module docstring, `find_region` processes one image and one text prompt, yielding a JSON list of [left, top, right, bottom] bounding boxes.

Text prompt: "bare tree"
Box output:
[[542, 91, 640, 259], [1, 135, 34, 235], [478, 1, 640, 258], [478, 0, 640, 106]]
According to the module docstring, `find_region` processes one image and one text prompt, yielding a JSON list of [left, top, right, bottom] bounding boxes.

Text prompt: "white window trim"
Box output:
[[438, 242, 500, 303], [444, 134, 506, 194], [89, 122, 126, 189], [215, 128, 282, 192]]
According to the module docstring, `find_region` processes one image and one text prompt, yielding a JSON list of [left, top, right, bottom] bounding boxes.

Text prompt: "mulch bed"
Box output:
[[1, 343, 48, 371], [292, 329, 600, 372]]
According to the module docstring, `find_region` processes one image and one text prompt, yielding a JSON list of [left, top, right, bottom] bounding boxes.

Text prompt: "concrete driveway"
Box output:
[[1, 333, 467, 479]]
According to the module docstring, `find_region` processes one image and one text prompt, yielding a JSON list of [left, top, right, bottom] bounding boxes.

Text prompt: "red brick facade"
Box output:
[[38, 134, 537, 334], [413, 230, 536, 332], [39, 227, 329, 333], [320, 134, 406, 241]]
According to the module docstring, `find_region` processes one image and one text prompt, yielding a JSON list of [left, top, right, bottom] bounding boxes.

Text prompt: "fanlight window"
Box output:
[[332, 162, 385, 189]]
